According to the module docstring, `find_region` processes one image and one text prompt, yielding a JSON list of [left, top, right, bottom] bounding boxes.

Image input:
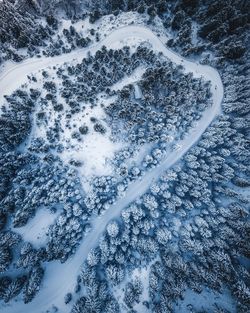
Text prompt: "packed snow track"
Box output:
[[0, 25, 223, 313]]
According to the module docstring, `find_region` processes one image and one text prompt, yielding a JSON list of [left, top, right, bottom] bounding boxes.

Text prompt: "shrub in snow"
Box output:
[[23, 266, 44, 303], [79, 125, 89, 135], [156, 228, 172, 245], [124, 278, 143, 308], [105, 263, 125, 285], [94, 122, 106, 134], [64, 292, 72, 304], [0, 276, 27, 303], [107, 221, 119, 238], [0, 247, 12, 272], [87, 249, 100, 267]]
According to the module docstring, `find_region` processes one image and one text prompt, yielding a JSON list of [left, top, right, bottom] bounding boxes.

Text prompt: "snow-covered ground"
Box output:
[[14, 208, 60, 249], [174, 287, 236, 312], [0, 25, 223, 313]]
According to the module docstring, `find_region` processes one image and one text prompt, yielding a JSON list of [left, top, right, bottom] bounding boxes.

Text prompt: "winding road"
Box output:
[[0, 25, 223, 313]]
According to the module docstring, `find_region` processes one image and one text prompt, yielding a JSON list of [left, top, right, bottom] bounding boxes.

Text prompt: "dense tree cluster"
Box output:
[[75, 0, 249, 61], [27, 45, 194, 157], [124, 277, 143, 309], [23, 266, 44, 303], [70, 56, 249, 310], [1, 0, 248, 65], [71, 132, 249, 312], [85, 176, 118, 215], [0, 0, 92, 64], [0, 85, 90, 301], [8, 159, 90, 261], [105, 48, 212, 145], [29, 45, 149, 153], [58, 45, 142, 104], [43, 25, 91, 58], [164, 0, 249, 60], [0, 231, 21, 272], [71, 263, 120, 313], [0, 233, 45, 304], [0, 0, 249, 309], [0, 0, 52, 63], [0, 275, 27, 303], [0, 89, 37, 152]]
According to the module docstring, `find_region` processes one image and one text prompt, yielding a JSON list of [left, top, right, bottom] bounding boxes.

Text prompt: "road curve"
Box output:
[[0, 25, 223, 313]]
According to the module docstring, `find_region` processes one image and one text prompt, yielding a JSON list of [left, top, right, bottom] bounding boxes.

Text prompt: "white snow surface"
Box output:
[[0, 25, 223, 313], [174, 287, 236, 312], [14, 209, 59, 249]]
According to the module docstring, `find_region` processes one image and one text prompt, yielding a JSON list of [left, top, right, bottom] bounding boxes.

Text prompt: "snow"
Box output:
[[61, 131, 122, 177], [0, 24, 223, 313], [134, 83, 143, 99], [14, 208, 59, 249], [174, 287, 236, 313]]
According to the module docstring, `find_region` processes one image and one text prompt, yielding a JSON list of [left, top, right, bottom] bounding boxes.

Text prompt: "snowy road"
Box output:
[[0, 25, 223, 313]]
